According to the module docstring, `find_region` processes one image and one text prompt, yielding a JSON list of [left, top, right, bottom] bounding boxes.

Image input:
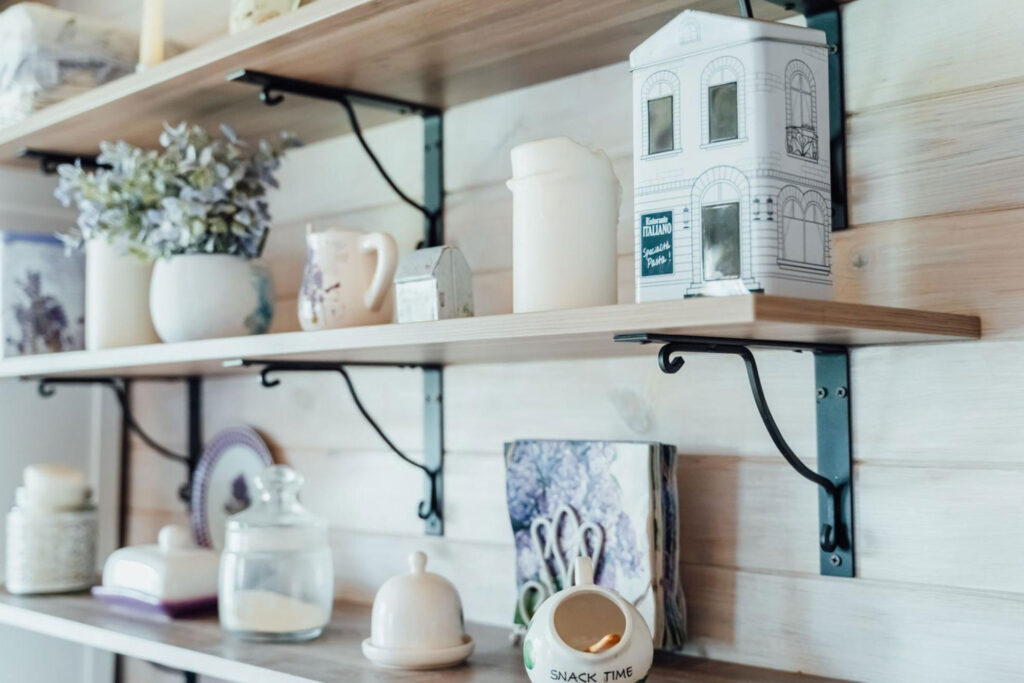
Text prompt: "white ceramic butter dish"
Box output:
[[92, 525, 219, 618], [362, 551, 474, 670]]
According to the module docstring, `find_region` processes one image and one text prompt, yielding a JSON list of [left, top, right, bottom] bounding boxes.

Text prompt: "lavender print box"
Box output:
[[505, 441, 657, 631], [1, 232, 84, 358]]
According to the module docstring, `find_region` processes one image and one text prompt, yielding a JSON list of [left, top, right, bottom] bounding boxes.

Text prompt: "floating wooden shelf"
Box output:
[[0, 589, 843, 683], [0, 0, 798, 166], [0, 296, 979, 379]]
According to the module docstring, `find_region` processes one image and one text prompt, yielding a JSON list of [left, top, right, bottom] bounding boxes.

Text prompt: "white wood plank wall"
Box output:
[[50, 0, 1024, 680]]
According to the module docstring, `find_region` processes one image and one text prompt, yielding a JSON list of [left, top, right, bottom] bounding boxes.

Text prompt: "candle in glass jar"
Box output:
[[138, 0, 164, 69]]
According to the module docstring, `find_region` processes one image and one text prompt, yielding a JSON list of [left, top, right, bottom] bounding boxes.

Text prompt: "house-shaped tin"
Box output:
[[632, 10, 833, 301]]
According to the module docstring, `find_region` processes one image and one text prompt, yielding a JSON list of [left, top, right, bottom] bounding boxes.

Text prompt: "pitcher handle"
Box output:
[[360, 232, 399, 312]]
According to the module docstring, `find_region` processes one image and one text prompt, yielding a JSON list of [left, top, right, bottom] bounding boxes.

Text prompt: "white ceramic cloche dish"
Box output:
[[522, 556, 653, 683], [92, 525, 219, 618], [362, 551, 474, 670]]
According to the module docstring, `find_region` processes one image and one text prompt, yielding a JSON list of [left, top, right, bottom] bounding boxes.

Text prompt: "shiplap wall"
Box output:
[[51, 0, 1024, 681]]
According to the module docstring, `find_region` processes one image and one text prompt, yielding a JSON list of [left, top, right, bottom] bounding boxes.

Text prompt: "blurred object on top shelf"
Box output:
[[0, 2, 182, 129], [230, 0, 314, 34]]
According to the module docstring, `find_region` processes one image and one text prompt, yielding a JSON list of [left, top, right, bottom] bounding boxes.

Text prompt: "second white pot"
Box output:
[[149, 254, 274, 343], [85, 241, 159, 350]]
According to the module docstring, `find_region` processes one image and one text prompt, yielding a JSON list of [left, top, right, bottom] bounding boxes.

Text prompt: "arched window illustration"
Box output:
[[678, 18, 700, 44], [778, 187, 829, 271], [641, 71, 681, 156], [785, 60, 818, 161]]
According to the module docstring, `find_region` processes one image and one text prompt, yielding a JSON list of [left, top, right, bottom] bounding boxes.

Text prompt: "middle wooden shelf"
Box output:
[[0, 295, 980, 380]]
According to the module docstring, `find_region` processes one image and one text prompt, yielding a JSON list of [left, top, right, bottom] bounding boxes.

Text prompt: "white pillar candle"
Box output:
[[138, 0, 164, 70], [506, 137, 622, 313]]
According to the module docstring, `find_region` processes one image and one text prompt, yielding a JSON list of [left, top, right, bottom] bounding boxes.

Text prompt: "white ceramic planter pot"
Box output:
[[149, 254, 274, 343], [85, 241, 159, 350]]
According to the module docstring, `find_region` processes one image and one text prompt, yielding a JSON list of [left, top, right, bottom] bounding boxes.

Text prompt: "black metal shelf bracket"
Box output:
[[616, 333, 854, 577], [758, 0, 848, 231], [229, 359, 445, 537], [34, 376, 204, 507], [20, 149, 103, 175], [227, 68, 445, 249]]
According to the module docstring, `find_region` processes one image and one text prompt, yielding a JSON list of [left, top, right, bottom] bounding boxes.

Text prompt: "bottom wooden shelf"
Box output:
[[0, 589, 841, 682]]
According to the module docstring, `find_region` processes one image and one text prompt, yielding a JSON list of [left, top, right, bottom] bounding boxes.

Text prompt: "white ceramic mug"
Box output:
[[298, 227, 399, 330]]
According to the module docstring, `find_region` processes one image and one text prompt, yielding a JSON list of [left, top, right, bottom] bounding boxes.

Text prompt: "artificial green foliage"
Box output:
[[56, 122, 300, 261]]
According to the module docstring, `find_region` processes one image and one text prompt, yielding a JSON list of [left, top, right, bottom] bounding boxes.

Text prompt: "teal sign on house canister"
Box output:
[[640, 211, 674, 277]]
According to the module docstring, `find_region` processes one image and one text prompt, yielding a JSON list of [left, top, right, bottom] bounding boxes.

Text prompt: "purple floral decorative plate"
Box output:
[[190, 426, 273, 549]]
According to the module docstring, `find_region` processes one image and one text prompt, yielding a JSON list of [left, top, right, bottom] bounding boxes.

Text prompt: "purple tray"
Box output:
[[91, 586, 217, 619]]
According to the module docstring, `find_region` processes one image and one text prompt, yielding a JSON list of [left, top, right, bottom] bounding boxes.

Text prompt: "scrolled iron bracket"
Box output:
[[617, 333, 854, 576], [232, 358, 445, 535], [259, 86, 285, 106], [34, 376, 203, 506]]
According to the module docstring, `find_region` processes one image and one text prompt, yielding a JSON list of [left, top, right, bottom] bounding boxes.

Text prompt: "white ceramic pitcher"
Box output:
[[298, 227, 399, 330]]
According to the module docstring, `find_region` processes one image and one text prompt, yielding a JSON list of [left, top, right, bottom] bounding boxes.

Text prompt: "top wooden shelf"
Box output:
[[0, 297, 980, 380], [0, 0, 796, 166]]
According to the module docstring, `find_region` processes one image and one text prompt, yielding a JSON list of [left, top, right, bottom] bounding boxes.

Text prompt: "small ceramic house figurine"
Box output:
[[394, 246, 474, 323], [631, 10, 833, 301]]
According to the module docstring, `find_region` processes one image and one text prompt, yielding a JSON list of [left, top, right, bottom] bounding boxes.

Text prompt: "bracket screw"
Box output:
[[837, 386, 848, 398], [829, 554, 842, 567], [816, 387, 828, 399]]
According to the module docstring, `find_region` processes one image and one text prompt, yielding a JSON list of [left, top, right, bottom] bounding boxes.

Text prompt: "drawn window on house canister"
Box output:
[[701, 57, 745, 144], [785, 60, 818, 161], [678, 18, 700, 45], [648, 96, 674, 154], [641, 71, 681, 156], [780, 196, 828, 269], [700, 180, 742, 281]]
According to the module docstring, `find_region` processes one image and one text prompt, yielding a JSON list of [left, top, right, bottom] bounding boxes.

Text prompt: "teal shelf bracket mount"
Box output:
[[228, 69, 447, 535], [616, 333, 854, 577]]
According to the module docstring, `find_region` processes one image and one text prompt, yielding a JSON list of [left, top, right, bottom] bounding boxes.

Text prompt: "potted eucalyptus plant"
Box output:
[[57, 122, 300, 343]]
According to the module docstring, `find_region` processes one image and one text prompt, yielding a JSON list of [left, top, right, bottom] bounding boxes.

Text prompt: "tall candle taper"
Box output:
[[138, 0, 164, 70]]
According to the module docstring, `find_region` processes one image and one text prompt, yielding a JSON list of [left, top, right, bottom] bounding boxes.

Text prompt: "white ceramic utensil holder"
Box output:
[[522, 557, 653, 683], [507, 137, 622, 313]]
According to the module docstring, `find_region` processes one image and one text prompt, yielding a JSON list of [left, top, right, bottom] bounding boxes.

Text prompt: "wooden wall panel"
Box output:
[[847, 82, 1024, 226], [683, 565, 1024, 682], [110, 0, 1024, 680], [835, 209, 1024, 339], [842, 0, 1024, 113]]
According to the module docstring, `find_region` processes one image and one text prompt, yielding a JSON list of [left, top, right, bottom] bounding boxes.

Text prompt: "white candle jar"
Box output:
[[230, 0, 302, 34], [6, 504, 97, 595], [218, 466, 333, 641], [507, 137, 622, 313]]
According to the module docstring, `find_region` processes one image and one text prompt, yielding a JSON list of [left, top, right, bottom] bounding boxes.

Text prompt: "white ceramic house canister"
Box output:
[[507, 137, 622, 313]]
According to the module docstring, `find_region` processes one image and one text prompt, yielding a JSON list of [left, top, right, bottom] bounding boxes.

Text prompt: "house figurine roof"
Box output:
[[629, 9, 827, 70]]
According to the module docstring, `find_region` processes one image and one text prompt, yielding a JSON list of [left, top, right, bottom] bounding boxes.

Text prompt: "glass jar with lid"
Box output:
[[218, 465, 333, 641]]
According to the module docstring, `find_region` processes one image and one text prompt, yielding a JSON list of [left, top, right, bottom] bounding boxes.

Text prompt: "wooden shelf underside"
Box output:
[[0, 0, 801, 166], [0, 296, 980, 380]]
